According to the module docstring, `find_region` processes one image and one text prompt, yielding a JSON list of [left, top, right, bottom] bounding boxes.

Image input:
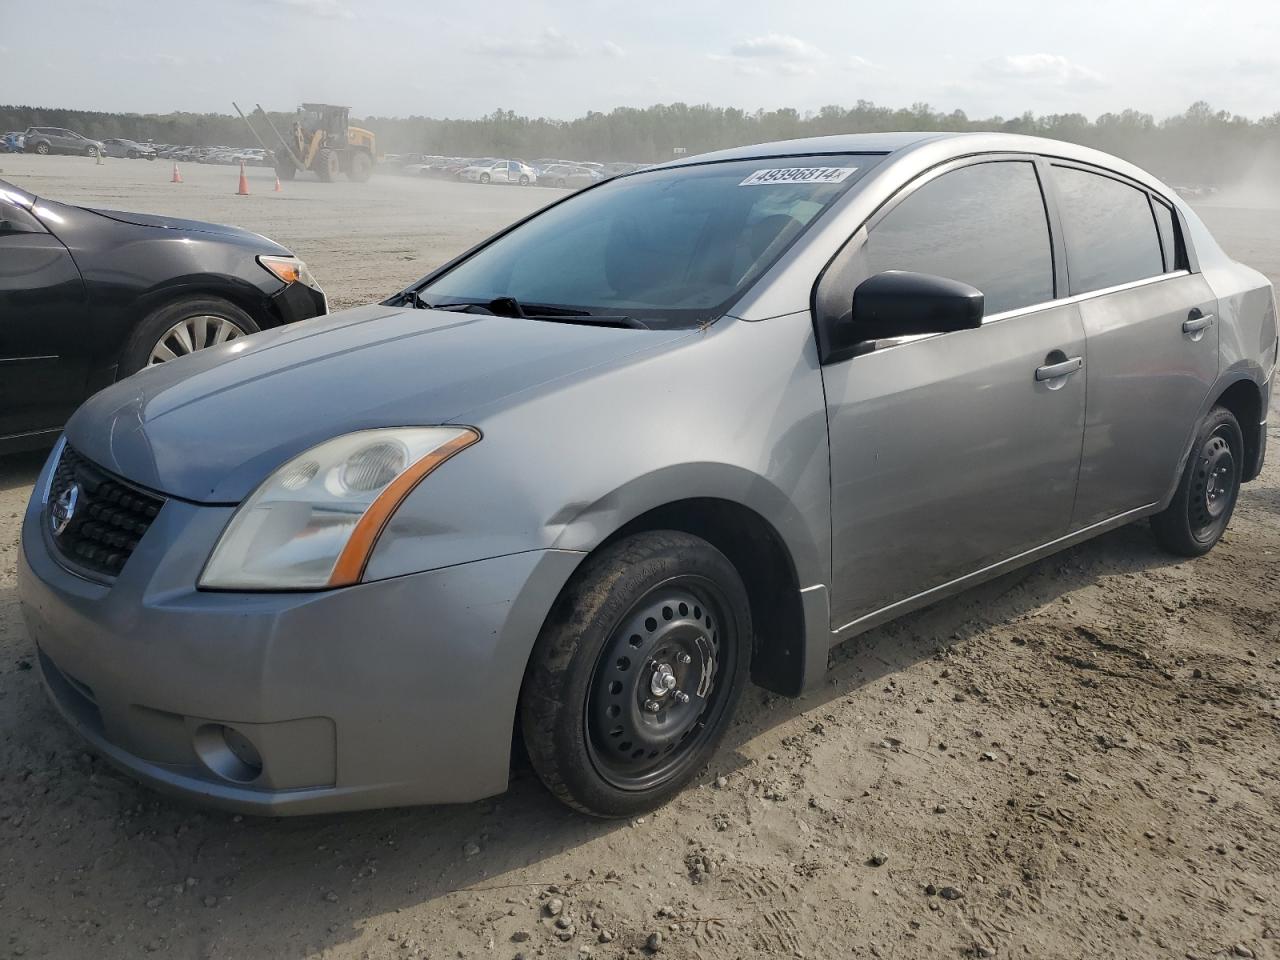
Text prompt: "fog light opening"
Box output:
[[193, 724, 264, 784]]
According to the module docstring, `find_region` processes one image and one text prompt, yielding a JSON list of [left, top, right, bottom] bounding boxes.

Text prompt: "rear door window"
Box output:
[[1050, 165, 1165, 294], [864, 160, 1054, 316]]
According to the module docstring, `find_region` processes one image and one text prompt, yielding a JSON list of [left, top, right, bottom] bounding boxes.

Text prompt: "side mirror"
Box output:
[[849, 270, 984, 342]]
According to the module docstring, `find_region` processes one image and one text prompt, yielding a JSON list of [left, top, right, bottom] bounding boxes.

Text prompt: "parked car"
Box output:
[[18, 133, 1276, 819], [0, 177, 327, 454], [101, 138, 157, 160], [1, 131, 24, 153], [22, 127, 104, 157], [459, 159, 537, 185], [540, 163, 603, 189]]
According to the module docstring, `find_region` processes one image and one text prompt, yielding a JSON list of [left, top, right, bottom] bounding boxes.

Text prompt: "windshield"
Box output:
[[418, 154, 881, 328]]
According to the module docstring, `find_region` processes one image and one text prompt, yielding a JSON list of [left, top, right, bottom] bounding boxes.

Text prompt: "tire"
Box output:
[[1151, 406, 1244, 556], [275, 160, 296, 181], [315, 147, 339, 182], [34, 142, 50, 155], [117, 296, 260, 377], [347, 150, 373, 182], [85, 146, 98, 157], [520, 531, 752, 818], [518, 175, 530, 186], [479, 173, 491, 184], [127, 149, 138, 159]]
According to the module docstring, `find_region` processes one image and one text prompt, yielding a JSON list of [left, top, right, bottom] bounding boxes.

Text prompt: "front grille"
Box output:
[[46, 445, 165, 578]]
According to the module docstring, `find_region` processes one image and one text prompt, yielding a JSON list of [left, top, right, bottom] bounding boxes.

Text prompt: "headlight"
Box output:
[[258, 254, 321, 291], [199, 427, 480, 591]]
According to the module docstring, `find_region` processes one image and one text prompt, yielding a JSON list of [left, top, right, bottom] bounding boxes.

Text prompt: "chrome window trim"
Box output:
[[863, 269, 1192, 352]]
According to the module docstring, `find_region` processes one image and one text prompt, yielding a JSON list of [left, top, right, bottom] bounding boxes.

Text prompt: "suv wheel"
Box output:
[[1151, 405, 1244, 556], [118, 296, 260, 377], [34, 141, 50, 155], [520, 531, 751, 818]]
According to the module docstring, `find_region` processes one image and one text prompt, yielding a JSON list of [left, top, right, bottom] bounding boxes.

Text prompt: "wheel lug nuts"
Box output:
[[644, 699, 661, 713], [674, 691, 690, 704], [678, 653, 692, 664]]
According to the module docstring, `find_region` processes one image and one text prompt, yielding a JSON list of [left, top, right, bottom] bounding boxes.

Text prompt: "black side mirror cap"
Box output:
[[849, 270, 985, 342]]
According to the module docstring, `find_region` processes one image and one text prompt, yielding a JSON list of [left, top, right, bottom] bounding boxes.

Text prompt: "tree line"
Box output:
[[3, 100, 1277, 186]]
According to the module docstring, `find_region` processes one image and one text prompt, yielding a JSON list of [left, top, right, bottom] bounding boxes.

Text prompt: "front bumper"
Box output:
[[271, 279, 328, 325], [18, 459, 582, 815]]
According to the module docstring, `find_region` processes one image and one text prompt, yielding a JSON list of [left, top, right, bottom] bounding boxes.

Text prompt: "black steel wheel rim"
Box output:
[[585, 576, 735, 791], [1189, 425, 1238, 540]]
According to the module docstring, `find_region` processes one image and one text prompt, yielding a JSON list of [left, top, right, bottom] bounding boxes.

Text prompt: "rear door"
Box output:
[[0, 194, 90, 439], [1047, 164, 1219, 527], [822, 158, 1087, 628]]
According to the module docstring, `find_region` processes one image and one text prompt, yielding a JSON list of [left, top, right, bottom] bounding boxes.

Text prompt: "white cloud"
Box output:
[[479, 28, 581, 60], [712, 34, 824, 77], [727, 34, 824, 62], [263, 0, 354, 20], [602, 40, 626, 58], [978, 53, 1105, 90]]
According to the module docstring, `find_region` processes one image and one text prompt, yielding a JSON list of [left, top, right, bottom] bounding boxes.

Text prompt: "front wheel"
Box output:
[[117, 296, 260, 377], [34, 142, 50, 155], [520, 531, 751, 818], [85, 146, 98, 157], [479, 173, 491, 184], [1151, 406, 1244, 556]]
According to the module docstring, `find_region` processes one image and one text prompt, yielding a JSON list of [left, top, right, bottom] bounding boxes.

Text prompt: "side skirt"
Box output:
[[829, 503, 1160, 644]]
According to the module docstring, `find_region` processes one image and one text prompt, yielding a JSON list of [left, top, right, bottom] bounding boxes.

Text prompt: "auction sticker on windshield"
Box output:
[[739, 167, 857, 186]]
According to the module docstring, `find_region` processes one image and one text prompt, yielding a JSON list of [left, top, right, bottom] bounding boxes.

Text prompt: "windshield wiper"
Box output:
[[410, 295, 649, 328]]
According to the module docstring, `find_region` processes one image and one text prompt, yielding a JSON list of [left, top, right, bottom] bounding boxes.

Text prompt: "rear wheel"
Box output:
[[518, 174, 530, 186], [85, 146, 98, 157], [118, 296, 259, 377], [315, 148, 340, 182], [1151, 406, 1243, 556], [479, 172, 491, 184], [347, 150, 373, 182], [520, 531, 751, 817]]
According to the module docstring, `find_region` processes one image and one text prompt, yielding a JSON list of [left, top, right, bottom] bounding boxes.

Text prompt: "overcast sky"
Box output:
[[3, 0, 1278, 120]]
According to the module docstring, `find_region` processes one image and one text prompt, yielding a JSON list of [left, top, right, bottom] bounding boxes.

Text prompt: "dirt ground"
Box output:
[[1, 154, 1279, 960]]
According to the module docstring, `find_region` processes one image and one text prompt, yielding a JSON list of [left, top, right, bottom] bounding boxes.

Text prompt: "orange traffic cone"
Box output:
[[273, 174, 282, 193], [171, 163, 182, 183], [236, 161, 250, 196]]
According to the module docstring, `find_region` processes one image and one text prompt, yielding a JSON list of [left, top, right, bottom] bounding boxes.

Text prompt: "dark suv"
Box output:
[[23, 127, 104, 157]]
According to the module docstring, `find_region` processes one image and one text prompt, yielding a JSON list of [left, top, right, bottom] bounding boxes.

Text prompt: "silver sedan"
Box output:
[[19, 132, 1276, 818]]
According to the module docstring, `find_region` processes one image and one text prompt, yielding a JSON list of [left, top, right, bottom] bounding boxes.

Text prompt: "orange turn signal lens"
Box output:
[[258, 255, 305, 285], [326, 428, 480, 587]]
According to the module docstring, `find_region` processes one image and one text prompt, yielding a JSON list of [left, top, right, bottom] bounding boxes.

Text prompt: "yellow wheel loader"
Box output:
[[268, 104, 376, 183]]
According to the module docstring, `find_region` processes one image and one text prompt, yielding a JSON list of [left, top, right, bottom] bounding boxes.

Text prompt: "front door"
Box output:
[[0, 195, 89, 440], [822, 158, 1087, 628]]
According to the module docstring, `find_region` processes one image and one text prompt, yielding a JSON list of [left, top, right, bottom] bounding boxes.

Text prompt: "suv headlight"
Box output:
[[199, 427, 479, 591]]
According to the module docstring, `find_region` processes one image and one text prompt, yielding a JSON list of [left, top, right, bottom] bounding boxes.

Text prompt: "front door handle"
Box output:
[[1035, 356, 1083, 382], [1183, 313, 1215, 337]]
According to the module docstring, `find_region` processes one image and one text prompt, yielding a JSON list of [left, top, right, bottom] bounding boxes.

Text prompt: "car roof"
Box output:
[[652, 131, 1173, 196]]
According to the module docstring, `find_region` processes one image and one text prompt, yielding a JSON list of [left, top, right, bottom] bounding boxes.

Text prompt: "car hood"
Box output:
[[65, 303, 691, 503], [83, 207, 285, 248]]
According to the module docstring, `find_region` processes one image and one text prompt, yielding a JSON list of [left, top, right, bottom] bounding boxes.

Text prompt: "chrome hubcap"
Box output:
[[148, 315, 245, 365]]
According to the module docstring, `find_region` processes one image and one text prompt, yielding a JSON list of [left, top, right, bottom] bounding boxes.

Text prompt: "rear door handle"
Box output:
[[1183, 313, 1215, 335], [1035, 356, 1083, 381]]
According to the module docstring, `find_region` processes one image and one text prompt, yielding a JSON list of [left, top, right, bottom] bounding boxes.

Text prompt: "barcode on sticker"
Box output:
[[739, 166, 856, 186]]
